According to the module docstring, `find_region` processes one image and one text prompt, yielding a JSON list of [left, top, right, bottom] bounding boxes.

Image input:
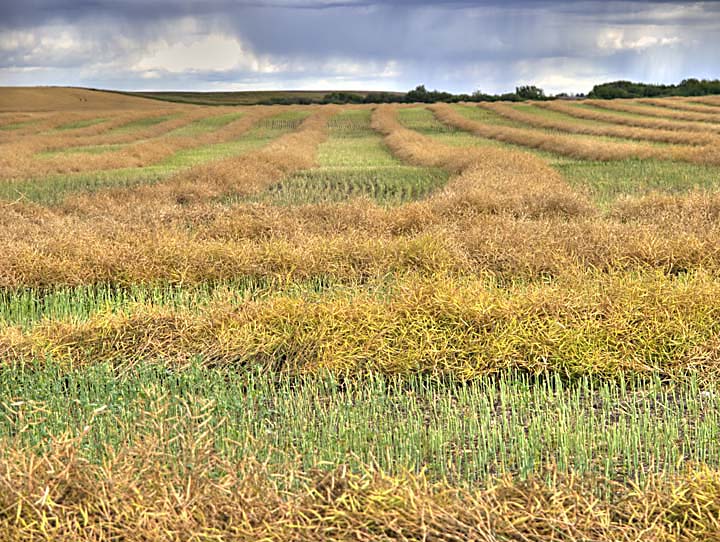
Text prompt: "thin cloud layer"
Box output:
[[0, 1, 718, 93]]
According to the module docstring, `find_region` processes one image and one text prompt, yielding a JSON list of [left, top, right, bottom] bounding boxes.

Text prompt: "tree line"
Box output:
[[258, 79, 720, 105], [259, 85, 551, 105], [587, 79, 720, 99]]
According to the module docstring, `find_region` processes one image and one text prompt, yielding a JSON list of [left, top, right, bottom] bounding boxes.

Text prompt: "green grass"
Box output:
[[0, 168, 168, 204], [165, 112, 244, 136], [573, 102, 659, 120], [327, 108, 373, 133], [256, 109, 312, 126], [55, 118, 107, 131], [254, 109, 449, 206], [162, 110, 309, 169], [3, 111, 310, 205], [511, 103, 610, 127], [397, 106, 719, 202], [397, 107, 500, 148], [38, 113, 247, 157], [558, 159, 720, 205], [450, 103, 670, 148], [108, 114, 178, 133], [5, 102, 720, 501], [0, 120, 36, 131], [0, 277, 344, 329], [398, 107, 574, 165], [38, 143, 127, 157], [451, 104, 526, 127], [398, 107, 477, 141], [1, 364, 717, 485], [258, 167, 449, 206]]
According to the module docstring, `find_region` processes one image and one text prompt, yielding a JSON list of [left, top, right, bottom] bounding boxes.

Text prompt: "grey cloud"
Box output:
[[0, 1, 718, 94]]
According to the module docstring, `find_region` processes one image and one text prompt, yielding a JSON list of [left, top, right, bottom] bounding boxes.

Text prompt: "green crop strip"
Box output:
[[0, 120, 37, 131], [1, 364, 717, 486], [511, 103, 611, 127], [558, 159, 720, 205], [255, 109, 449, 206], [0, 276, 347, 329], [450, 104, 671, 148], [402, 106, 720, 203], [54, 118, 108, 131], [1, 111, 311, 205], [164, 111, 244, 136], [107, 114, 179, 133], [399, 106, 574, 164], [36, 143, 127, 156], [159, 110, 310, 169], [5, 271, 720, 379]]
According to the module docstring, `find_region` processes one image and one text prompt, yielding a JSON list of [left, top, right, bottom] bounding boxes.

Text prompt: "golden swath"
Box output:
[[3, 88, 720, 540]]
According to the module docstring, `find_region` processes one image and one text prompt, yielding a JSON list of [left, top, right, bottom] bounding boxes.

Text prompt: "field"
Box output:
[[116, 89, 405, 106], [2, 88, 720, 540]]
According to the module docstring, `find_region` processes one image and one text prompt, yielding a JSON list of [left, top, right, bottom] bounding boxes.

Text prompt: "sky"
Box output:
[[0, 1, 719, 95]]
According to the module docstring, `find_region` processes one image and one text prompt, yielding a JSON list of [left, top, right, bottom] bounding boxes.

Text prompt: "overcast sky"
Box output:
[[1, 1, 718, 94]]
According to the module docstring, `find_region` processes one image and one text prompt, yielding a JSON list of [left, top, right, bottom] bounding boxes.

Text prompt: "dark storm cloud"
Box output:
[[0, 1, 718, 93]]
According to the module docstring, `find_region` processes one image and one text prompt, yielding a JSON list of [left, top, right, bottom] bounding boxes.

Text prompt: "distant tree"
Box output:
[[406, 85, 461, 103], [322, 92, 364, 104], [470, 90, 494, 102], [406, 85, 431, 102], [499, 92, 522, 102], [252, 77, 719, 107], [588, 79, 720, 99], [515, 85, 546, 100], [363, 92, 403, 104], [676, 78, 720, 96]]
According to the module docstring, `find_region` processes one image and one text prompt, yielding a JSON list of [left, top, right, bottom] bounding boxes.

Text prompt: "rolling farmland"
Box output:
[[2, 88, 720, 540]]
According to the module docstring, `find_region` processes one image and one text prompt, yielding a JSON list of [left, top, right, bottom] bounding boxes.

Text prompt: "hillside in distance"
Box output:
[[118, 89, 405, 106], [0, 86, 187, 112]]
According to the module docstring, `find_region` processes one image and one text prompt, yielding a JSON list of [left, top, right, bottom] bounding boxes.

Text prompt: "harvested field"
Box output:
[[121, 89, 405, 105], [431, 103, 720, 166], [639, 97, 720, 115], [480, 101, 720, 146], [588, 98, 720, 124], [536, 99, 720, 134], [3, 88, 720, 540], [0, 86, 184, 112], [690, 95, 720, 107]]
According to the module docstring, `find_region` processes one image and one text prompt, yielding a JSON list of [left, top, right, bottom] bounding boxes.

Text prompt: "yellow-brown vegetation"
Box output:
[[3, 270, 720, 378], [0, 110, 185, 149], [3, 106, 720, 289], [536, 100, 720, 133], [56, 106, 336, 217], [2, 433, 720, 541], [4, 94, 720, 540], [431, 102, 720, 166], [588, 98, 720, 124], [689, 96, 720, 107], [0, 108, 249, 178], [0, 112, 35, 126], [480, 101, 720, 145], [639, 97, 720, 116], [0, 86, 185, 112]]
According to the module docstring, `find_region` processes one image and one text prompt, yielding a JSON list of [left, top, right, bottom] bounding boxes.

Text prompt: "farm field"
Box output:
[[2, 88, 720, 540], [117, 89, 405, 106]]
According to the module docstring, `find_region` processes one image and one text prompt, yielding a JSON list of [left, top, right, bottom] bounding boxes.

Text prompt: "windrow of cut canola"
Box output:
[[3, 92, 720, 541]]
